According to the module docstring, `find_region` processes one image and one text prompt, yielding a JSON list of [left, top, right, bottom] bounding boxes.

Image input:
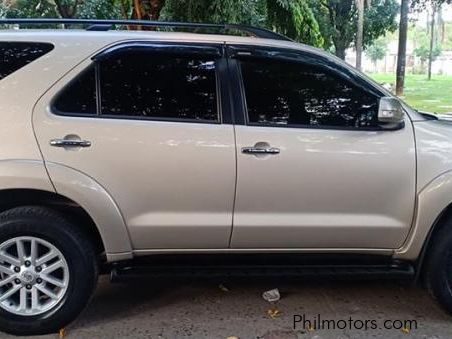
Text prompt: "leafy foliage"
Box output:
[[161, 0, 323, 46], [411, 0, 452, 11], [312, 0, 398, 59], [365, 38, 388, 63], [363, 0, 398, 46], [265, 0, 323, 47], [3, 0, 58, 18], [414, 45, 442, 62], [0, 0, 398, 50], [160, 0, 265, 26], [78, 0, 122, 19]]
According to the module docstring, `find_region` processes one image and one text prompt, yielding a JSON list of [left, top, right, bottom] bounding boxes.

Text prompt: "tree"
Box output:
[[160, 0, 265, 26], [396, 0, 409, 96], [414, 45, 441, 69], [396, 0, 451, 95], [312, 0, 398, 60], [0, 4, 6, 18], [356, 0, 373, 70], [131, 0, 166, 20], [3, 0, 120, 19], [411, 0, 452, 10], [161, 0, 323, 47], [428, 3, 437, 79], [54, 0, 82, 18], [365, 38, 388, 71], [356, 0, 364, 70], [3, 0, 58, 18], [266, 0, 323, 47], [78, 0, 122, 19], [411, 15, 442, 73], [3, 0, 166, 21]]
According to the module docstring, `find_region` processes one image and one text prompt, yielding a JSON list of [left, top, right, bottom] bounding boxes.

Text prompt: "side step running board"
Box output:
[[111, 262, 415, 283]]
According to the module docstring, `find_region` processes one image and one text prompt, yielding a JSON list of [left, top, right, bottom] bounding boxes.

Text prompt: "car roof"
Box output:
[[0, 29, 326, 56], [0, 28, 377, 90]]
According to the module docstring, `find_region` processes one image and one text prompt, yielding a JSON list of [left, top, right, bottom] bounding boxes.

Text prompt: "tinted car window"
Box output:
[[53, 66, 97, 114], [99, 50, 219, 121], [0, 42, 54, 81], [240, 58, 379, 128]]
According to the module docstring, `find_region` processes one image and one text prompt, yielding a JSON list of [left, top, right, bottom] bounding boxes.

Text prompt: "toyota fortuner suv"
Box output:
[[0, 18, 451, 336]]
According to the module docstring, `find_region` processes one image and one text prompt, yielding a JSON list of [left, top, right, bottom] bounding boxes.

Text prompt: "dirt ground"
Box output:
[[1, 276, 452, 339]]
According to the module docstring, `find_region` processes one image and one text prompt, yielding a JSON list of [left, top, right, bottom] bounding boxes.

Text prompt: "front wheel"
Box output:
[[0, 206, 98, 336]]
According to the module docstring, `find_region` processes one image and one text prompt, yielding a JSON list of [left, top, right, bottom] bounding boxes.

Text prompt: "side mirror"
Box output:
[[378, 97, 405, 127]]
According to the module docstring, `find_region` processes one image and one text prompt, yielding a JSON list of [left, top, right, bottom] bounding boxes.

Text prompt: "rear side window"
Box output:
[[0, 42, 54, 81], [53, 66, 97, 115], [100, 51, 218, 121], [240, 58, 379, 129], [54, 48, 219, 122]]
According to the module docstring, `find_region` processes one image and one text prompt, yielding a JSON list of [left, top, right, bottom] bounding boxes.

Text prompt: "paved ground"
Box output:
[[2, 276, 452, 339]]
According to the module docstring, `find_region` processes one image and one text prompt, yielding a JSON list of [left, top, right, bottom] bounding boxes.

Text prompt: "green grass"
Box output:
[[369, 73, 452, 114]]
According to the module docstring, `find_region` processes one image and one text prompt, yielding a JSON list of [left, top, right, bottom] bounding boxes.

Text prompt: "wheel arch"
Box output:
[[0, 188, 105, 256], [44, 161, 133, 261], [0, 160, 133, 262], [414, 201, 452, 282], [395, 170, 452, 278]]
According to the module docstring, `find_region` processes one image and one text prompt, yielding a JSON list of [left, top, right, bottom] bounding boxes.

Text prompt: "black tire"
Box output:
[[424, 219, 452, 314], [0, 206, 98, 336]]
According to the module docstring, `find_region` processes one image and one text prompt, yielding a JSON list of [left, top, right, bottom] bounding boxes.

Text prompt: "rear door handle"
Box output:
[[50, 139, 91, 148], [242, 147, 280, 155]]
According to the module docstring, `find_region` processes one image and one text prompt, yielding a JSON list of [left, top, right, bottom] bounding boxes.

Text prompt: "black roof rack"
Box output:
[[0, 18, 293, 42]]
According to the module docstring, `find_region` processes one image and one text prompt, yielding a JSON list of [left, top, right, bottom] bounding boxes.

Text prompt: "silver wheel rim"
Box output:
[[0, 236, 69, 316]]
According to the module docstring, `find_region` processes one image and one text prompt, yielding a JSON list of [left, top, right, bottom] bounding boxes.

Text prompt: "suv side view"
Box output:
[[0, 18, 452, 336]]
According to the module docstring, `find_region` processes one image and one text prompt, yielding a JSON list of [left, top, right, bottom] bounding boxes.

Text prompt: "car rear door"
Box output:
[[228, 45, 416, 249], [33, 41, 236, 250]]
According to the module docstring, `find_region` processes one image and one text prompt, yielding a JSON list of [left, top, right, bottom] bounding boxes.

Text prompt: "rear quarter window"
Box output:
[[0, 42, 54, 80]]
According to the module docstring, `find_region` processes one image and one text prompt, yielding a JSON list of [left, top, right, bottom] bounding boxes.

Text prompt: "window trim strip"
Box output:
[[92, 42, 222, 62], [52, 42, 226, 125], [94, 62, 102, 116]]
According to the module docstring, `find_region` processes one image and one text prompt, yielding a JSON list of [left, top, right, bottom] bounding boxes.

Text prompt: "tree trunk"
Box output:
[[428, 4, 436, 81], [132, 0, 166, 21], [335, 48, 346, 60], [149, 0, 165, 20], [54, 0, 80, 18], [334, 38, 348, 60], [396, 0, 409, 96], [356, 0, 364, 70], [438, 7, 445, 43], [133, 0, 142, 20]]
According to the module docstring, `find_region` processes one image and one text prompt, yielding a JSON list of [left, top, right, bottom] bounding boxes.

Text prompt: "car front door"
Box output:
[[33, 42, 236, 250], [228, 46, 416, 249]]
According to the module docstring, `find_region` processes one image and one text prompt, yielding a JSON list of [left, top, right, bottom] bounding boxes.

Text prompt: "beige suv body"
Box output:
[[1, 20, 452, 335]]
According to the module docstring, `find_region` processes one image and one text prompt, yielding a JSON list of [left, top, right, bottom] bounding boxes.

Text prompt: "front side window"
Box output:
[[0, 42, 54, 81], [54, 47, 219, 122], [240, 58, 379, 129]]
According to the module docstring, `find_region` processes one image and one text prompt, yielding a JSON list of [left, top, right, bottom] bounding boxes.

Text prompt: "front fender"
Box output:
[[395, 170, 452, 260], [46, 161, 133, 261]]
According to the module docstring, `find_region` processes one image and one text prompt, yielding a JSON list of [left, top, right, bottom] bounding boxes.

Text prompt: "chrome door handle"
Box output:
[[242, 147, 280, 155], [50, 139, 91, 148]]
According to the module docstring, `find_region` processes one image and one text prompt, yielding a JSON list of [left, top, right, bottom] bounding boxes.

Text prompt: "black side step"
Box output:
[[111, 261, 415, 283]]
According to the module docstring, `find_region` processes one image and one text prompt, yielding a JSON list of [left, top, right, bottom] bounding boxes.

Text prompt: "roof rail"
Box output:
[[0, 18, 293, 42]]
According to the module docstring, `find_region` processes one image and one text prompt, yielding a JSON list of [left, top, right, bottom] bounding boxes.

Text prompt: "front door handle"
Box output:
[[50, 139, 91, 148], [242, 147, 280, 155]]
